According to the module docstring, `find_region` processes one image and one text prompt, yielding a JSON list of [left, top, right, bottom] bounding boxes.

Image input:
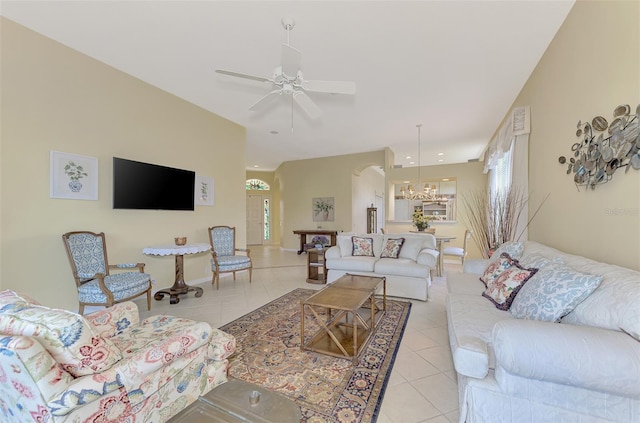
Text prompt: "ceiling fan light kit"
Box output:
[[215, 17, 356, 123]]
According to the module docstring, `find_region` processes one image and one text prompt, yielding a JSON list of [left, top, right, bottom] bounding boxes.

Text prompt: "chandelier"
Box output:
[[400, 124, 447, 202]]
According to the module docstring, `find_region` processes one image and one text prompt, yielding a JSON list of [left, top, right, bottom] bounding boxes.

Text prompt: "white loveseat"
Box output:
[[325, 233, 438, 301], [446, 241, 640, 422]]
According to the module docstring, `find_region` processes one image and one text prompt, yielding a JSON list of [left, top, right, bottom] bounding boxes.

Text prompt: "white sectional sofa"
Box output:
[[325, 233, 438, 301], [446, 241, 640, 422]]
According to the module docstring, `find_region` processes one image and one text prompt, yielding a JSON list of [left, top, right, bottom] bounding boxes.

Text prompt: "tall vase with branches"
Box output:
[[461, 187, 549, 258]]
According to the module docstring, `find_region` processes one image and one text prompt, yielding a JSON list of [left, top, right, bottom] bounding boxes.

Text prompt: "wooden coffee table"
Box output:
[[301, 274, 386, 363]]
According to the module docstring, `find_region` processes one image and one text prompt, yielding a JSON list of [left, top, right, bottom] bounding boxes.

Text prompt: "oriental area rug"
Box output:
[[219, 288, 411, 423]]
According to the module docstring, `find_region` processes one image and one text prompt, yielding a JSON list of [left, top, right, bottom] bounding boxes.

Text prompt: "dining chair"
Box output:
[[62, 231, 152, 314], [208, 226, 252, 290], [443, 229, 472, 266]]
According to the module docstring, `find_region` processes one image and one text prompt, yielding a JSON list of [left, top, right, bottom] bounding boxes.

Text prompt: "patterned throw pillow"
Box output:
[[482, 262, 538, 310], [0, 290, 40, 313], [480, 253, 514, 287], [352, 236, 374, 257], [380, 238, 405, 259], [510, 262, 603, 322], [0, 304, 123, 377], [489, 241, 525, 263]]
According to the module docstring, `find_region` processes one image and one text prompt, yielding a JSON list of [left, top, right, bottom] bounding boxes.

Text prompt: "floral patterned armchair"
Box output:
[[0, 290, 235, 422], [207, 226, 252, 290], [62, 231, 153, 314]]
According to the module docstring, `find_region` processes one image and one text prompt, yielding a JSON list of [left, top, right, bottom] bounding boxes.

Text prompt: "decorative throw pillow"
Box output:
[[380, 238, 405, 259], [352, 236, 374, 257], [480, 253, 515, 287], [510, 262, 603, 322], [489, 241, 525, 263], [0, 290, 40, 313], [0, 304, 123, 377], [482, 262, 538, 310]]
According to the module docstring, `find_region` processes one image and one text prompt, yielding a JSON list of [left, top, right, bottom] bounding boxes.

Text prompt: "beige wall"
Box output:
[[351, 166, 386, 234], [386, 161, 487, 259], [245, 170, 280, 244], [508, 0, 640, 269], [275, 151, 385, 250], [1, 18, 247, 310]]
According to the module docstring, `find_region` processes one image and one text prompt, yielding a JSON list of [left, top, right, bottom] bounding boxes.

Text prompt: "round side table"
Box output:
[[143, 243, 210, 304]]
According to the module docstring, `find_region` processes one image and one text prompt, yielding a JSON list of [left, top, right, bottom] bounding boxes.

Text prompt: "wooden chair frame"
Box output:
[[208, 226, 253, 290], [62, 231, 152, 314], [443, 229, 472, 266]]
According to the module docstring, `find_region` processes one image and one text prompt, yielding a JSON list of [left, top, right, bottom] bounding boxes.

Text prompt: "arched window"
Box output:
[[246, 179, 270, 190]]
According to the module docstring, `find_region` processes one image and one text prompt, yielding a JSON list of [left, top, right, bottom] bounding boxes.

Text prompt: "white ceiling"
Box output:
[[1, 1, 574, 171]]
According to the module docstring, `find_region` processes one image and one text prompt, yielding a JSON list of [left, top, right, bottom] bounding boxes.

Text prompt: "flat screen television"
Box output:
[[113, 157, 195, 210]]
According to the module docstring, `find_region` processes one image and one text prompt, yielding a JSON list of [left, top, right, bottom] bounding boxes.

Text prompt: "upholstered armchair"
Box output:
[[207, 226, 252, 290], [0, 290, 236, 422], [62, 231, 152, 314]]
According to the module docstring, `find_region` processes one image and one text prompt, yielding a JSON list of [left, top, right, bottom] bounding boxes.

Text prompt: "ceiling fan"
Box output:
[[215, 17, 356, 121]]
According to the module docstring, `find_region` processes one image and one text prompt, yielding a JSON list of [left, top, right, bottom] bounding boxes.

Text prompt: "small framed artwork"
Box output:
[[195, 175, 214, 206], [312, 197, 334, 222], [50, 151, 98, 200]]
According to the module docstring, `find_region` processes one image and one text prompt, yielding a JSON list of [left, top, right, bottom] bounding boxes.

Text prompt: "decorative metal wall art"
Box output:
[[559, 104, 640, 190]]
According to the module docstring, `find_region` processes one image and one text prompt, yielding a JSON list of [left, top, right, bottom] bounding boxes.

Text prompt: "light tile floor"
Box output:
[[136, 245, 460, 423]]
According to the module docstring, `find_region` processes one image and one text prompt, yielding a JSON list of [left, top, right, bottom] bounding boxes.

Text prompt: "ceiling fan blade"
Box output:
[[281, 44, 302, 79], [293, 91, 322, 120], [249, 89, 282, 111], [215, 69, 270, 83], [302, 80, 356, 95]]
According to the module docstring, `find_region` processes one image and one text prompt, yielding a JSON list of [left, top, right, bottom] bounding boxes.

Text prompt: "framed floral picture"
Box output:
[[195, 175, 214, 206], [312, 197, 335, 222], [50, 151, 98, 200]]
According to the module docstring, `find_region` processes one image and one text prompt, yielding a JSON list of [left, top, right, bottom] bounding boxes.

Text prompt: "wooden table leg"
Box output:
[[154, 254, 204, 304], [437, 240, 444, 277]]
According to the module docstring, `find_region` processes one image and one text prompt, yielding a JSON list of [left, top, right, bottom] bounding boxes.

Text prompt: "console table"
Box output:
[[293, 229, 338, 254], [143, 243, 210, 304]]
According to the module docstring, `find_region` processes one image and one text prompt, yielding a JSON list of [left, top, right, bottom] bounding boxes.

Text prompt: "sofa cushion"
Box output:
[[374, 258, 429, 278], [523, 241, 640, 340], [518, 253, 561, 269], [490, 241, 524, 262], [493, 319, 640, 399], [0, 303, 122, 377], [109, 315, 218, 403], [510, 262, 603, 322], [396, 234, 432, 261], [480, 253, 514, 287], [326, 256, 376, 272], [337, 234, 354, 257], [482, 262, 537, 311], [0, 290, 40, 313], [563, 264, 640, 341], [380, 238, 405, 259], [446, 293, 514, 379], [447, 272, 486, 295], [352, 236, 374, 256]]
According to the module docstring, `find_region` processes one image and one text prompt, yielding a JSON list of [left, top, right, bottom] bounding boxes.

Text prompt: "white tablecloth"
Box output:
[[143, 243, 211, 256]]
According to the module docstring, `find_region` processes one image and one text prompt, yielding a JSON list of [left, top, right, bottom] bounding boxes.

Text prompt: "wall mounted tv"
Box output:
[[113, 157, 195, 211]]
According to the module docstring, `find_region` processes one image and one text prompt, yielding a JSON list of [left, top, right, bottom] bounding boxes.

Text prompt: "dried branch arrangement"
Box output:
[[461, 187, 549, 258]]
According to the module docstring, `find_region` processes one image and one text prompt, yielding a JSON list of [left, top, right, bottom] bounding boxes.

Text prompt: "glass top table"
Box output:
[[167, 379, 301, 423]]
